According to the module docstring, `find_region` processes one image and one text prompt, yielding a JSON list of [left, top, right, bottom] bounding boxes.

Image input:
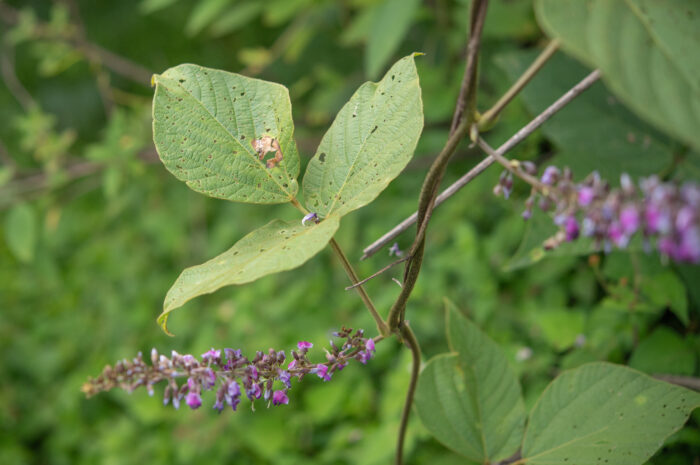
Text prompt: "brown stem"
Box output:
[[395, 323, 421, 465]]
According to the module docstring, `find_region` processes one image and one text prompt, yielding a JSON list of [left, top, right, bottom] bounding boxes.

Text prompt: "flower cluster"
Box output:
[[493, 164, 700, 263], [82, 327, 376, 412]]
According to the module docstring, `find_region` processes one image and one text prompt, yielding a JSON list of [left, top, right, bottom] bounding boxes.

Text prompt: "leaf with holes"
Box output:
[[536, 0, 700, 151], [414, 302, 525, 463], [159, 217, 339, 334], [522, 362, 700, 465], [152, 64, 300, 204], [302, 54, 423, 218]]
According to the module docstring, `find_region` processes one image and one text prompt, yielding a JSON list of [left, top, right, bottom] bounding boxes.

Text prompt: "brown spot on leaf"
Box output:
[[252, 135, 284, 169]]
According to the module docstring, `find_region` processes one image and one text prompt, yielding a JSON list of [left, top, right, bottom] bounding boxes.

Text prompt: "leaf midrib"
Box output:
[[324, 77, 418, 216]]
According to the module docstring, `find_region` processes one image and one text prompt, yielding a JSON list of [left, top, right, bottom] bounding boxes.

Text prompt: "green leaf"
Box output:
[[629, 328, 696, 376], [495, 50, 675, 181], [4, 203, 37, 263], [302, 55, 423, 218], [414, 303, 525, 462], [153, 64, 300, 204], [159, 217, 339, 333], [535, 0, 700, 152], [640, 271, 689, 325], [530, 308, 585, 351], [365, 0, 421, 79], [522, 362, 700, 465]]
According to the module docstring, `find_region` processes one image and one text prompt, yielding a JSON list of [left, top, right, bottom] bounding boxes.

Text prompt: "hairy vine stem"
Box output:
[[395, 324, 421, 465]]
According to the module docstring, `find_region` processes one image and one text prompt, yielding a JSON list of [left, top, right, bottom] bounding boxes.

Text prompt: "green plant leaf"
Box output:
[[495, 50, 675, 182], [365, 0, 421, 79], [629, 328, 696, 376], [535, 0, 700, 152], [522, 362, 700, 465], [302, 54, 423, 218], [640, 271, 689, 325], [152, 64, 300, 204], [4, 203, 37, 263], [414, 303, 525, 462], [159, 217, 339, 333]]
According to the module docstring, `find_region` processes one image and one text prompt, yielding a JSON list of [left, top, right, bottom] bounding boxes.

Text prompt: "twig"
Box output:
[[478, 39, 559, 130], [345, 256, 409, 290], [654, 374, 700, 391], [475, 138, 550, 192], [361, 68, 601, 259]]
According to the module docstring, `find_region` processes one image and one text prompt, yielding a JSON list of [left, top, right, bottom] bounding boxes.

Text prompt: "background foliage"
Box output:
[[1, 0, 698, 464]]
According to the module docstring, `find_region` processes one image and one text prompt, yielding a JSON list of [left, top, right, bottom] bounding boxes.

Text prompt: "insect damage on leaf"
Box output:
[[253, 135, 283, 169]]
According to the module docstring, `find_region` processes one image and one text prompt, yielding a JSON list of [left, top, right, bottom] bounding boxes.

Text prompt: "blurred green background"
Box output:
[[1, 0, 698, 464]]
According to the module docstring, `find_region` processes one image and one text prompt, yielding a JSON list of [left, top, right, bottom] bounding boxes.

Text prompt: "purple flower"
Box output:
[[388, 242, 404, 257], [302, 212, 318, 226], [201, 349, 221, 363], [278, 370, 291, 389], [679, 227, 700, 263], [540, 166, 560, 185], [619, 205, 640, 235], [297, 341, 313, 350], [365, 338, 376, 352], [246, 383, 262, 400], [645, 204, 670, 234], [186, 391, 202, 409], [249, 365, 259, 380], [564, 216, 579, 241], [224, 348, 241, 360], [577, 186, 595, 206], [288, 359, 297, 370], [607, 222, 628, 248], [272, 390, 289, 406], [314, 364, 331, 381], [226, 381, 241, 410]]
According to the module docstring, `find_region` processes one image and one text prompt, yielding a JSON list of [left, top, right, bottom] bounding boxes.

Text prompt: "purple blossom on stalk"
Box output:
[[272, 390, 289, 406], [83, 327, 375, 413], [495, 164, 700, 263], [301, 212, 318, 226]]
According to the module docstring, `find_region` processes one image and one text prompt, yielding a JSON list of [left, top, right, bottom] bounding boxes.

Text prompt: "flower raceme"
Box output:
[[494, 165, 700, 263], [82, 327, 376, 412]]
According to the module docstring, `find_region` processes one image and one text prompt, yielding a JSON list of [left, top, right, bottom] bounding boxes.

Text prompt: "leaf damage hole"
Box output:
[[252, 135, 284, 169]]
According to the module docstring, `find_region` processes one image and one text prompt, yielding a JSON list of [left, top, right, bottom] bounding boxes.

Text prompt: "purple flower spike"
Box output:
[[302, 212, 318, 226], [272, 390, 289, 406], [564, 216, 579, 241], [314, 364, 332, 381], [619, 205, 640, 235], [540, 166, 560, 185], [578, 186, 595, 206], [201, 349, 220, 363], [297, 341, 313, 350], [186, 391, 202, 409]]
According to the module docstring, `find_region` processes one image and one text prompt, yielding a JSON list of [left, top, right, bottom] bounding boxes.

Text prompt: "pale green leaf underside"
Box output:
[[536, 0, 700, 151], [523, 362, 700, 465], [415, 305, 525, 463], [302, 54, 423, 218], [159, 217, 339, 332], [153, 64, 299, 204]]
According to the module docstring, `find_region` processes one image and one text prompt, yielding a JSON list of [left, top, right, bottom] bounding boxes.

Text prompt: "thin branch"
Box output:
[[654, 374, 700, 391], [478, 39, 559, 130], [395, 323, 421, 465], [328, 238, 390, 336], [361, 68, 602, 260], [476, 137, 550, 192], [345, 256, 409, 290]]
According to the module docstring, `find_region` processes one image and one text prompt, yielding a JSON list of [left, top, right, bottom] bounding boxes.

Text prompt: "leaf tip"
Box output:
[[157, 312, 175, 337]]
